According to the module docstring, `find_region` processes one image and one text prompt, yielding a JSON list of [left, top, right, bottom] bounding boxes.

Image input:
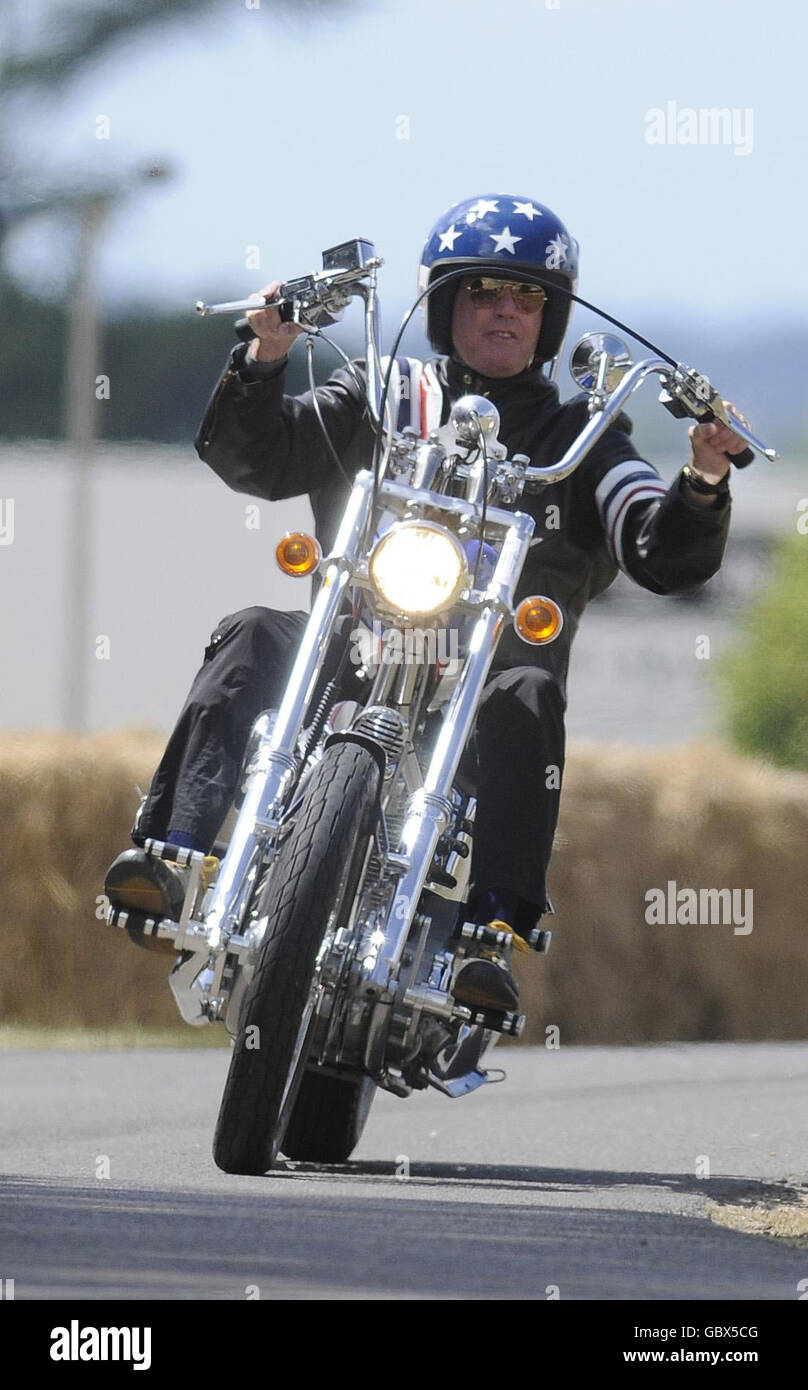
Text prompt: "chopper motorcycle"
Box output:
[[104, 236, 776, 1174]]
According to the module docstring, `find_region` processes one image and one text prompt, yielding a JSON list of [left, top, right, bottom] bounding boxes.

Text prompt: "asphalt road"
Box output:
[[1, 1043, 806, 1301]]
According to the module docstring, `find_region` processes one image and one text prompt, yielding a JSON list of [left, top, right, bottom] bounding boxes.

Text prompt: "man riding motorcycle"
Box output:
[[105, 193, 747, 1013]]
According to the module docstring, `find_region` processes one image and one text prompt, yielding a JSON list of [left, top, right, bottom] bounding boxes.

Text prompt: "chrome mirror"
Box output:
[[450, 395, 501, 446], [569, 333, 633, 394]]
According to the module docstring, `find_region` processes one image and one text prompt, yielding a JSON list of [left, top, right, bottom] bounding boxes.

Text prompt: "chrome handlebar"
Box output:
[[523, 361, 777, 484], [195, 239, 778, 493], [195, 261, 378, 325], [196, 240, 388, 430]]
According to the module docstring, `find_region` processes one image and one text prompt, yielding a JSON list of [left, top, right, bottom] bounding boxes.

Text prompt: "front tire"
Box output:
[[282, 1070, 375, 1163], [212, 742, 379, 1175]]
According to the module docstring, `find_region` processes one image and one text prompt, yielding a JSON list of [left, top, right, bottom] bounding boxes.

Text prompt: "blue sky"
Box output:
[[5, 0, 807, 337]]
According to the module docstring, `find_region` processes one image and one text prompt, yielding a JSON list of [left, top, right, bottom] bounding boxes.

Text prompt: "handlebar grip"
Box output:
[[726, 446, 754, 468], [662, 393, 758, 467], [700, 406, 755, 468], [234, 316, 257, 343]]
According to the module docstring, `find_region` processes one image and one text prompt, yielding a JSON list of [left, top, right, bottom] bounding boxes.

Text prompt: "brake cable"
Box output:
[[304, 267, 680, 541]]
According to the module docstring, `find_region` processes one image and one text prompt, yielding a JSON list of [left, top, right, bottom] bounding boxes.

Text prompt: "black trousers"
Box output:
[[138, 607, 566, 912]]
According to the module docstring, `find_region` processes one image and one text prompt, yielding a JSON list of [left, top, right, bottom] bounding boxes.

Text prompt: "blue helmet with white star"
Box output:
[[418, 194, 579, 365]]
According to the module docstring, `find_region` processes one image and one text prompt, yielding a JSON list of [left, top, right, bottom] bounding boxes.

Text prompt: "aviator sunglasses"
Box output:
[[466, 277, 547, 313]]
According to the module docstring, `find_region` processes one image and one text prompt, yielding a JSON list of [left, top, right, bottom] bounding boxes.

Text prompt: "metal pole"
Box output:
[[63, 196, 107, 730]]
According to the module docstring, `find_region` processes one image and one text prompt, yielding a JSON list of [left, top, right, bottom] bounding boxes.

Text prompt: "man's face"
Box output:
[[450, 274, 545, 378]]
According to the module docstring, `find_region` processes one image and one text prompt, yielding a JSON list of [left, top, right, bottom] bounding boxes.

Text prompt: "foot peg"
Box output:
[[463, 1008, 526, 1038], [141, 837, 208, 869], [104, 841, 219, 953], [456, 920, 528, 952], [106, 901, 208, 953], [456, 919, 551, 954], [106, 903, 179, 955]]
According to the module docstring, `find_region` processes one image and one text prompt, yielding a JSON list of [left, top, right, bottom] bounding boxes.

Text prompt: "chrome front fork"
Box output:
[[201, 474, 374, 947], [361, 513, 534, 1047]]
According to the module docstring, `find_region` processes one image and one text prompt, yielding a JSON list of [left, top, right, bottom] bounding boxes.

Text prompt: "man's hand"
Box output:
[[245, 280, 305, 364], [687, 401, 750, 485]]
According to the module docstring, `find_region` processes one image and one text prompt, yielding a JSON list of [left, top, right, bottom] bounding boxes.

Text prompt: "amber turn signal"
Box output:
[[275, 532, 321, 577], [514, 595, 564, 645]]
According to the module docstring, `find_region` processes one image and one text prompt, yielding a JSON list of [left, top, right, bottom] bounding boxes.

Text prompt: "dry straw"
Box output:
[[1, 732, 806, 1043]]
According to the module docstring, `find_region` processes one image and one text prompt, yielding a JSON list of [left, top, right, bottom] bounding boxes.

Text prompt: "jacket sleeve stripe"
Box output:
[[595, 460, 668, 567], [610, 483, 669, 568]]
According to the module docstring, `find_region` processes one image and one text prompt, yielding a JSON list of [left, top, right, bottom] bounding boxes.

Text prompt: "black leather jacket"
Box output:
[[196, 342, 731, 694]]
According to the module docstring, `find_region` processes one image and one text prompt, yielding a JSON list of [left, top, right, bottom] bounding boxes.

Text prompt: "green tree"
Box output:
[[717, 533, 808, 769]]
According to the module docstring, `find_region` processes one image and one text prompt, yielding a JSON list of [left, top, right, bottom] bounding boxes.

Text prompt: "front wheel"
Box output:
[[282, 1069, 376, 1163], [212, 742, 380, 1175]]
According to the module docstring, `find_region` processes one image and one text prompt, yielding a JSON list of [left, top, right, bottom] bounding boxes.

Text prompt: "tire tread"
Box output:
[[213, 744, 378, 1174]]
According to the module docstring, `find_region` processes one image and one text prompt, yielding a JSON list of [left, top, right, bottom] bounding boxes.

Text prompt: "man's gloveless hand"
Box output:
[[688, 401, 750, 484], [245, 280, 306, 364]]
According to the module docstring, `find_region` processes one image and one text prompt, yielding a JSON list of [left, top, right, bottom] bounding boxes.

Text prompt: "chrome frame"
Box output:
[[201, 474, 372, 948]]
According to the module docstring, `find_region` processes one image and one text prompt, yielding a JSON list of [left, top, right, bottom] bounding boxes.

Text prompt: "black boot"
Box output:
[[105, 850, 187, 954], [452, 890, 533, 1013]]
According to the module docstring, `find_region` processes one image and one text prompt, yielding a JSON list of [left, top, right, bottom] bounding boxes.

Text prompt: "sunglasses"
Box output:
[[466, 277, 547, 313]]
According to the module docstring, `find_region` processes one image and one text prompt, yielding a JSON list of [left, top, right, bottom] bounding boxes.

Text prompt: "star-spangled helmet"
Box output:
[[418, 194, 579, 366]]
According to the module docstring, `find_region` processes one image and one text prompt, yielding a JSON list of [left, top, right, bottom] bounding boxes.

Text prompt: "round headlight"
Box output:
[[369, 521, 468, 618]]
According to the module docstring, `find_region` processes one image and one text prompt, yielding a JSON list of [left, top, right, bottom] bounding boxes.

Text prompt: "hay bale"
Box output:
[[517, 741, 808, 1043], [0, 730, 176, 1028], [1, 731, 806, 1041]]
